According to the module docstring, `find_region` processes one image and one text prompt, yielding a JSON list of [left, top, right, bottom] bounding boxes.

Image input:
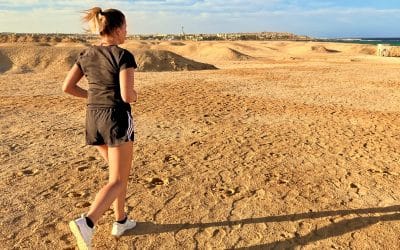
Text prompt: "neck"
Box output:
[[100, 36, 118, 46]]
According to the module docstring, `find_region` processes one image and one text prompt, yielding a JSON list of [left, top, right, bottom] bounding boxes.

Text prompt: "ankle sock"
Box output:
[[85, 217, 94, 228], [117, 216, 127, 224]]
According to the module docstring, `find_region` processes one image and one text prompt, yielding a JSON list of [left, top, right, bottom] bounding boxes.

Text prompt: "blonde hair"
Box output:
[[82, 7, 125, 36]]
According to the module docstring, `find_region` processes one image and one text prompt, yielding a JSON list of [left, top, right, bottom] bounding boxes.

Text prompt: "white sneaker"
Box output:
[[111, 218, 136, 237], [69, 215, 94, 250]]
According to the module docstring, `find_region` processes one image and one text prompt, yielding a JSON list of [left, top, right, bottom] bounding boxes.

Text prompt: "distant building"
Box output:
[[0, 32, 312, 43]]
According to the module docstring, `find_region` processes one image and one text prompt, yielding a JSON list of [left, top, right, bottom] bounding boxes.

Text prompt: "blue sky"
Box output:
[[0, 0, 399, 38]]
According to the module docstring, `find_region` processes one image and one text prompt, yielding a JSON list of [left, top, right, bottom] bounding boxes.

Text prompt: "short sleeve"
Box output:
[[75, 50, 85, 71], [119, 50, 137, 70]]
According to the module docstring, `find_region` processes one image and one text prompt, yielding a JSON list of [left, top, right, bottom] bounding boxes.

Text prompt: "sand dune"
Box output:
[[0, 40, 380, 74], [135, 41, 254, 62], [0, 51, 12, 73], [134, 49, 217, 71], [195, 46, 253, 60], [2, 40, 400, 249], [0, 43, 217, 73], [357, 45, 377, 55], [0, 45, 81, 73], [159, 41, 186, 46], [311, 45, 340, 53], [0, 34, 86, 43]]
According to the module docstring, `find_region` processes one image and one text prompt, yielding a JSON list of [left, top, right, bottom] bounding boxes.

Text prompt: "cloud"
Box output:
[[0, 0, 398, 15], [0, 0, 281, 13], [0, 0, 399, 37]]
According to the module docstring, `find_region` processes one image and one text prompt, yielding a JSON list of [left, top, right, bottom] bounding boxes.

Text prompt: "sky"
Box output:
[[0, 0, 399, 38]]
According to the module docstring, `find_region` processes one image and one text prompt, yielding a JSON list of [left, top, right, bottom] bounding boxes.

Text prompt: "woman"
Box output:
[[62, 7, 138, 249]]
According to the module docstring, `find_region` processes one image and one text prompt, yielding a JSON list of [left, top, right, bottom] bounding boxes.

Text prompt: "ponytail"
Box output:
[[82, 7, 125, 36]]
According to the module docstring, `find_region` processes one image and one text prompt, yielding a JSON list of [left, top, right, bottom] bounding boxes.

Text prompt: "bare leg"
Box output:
[[110, 143, 132, 221], [87, 141, 133, 224], [95, 144, 109, 162], [95, 144, 132, 221]]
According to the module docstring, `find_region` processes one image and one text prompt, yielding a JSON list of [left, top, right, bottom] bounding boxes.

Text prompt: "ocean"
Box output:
[[319, 38, 400, 46]]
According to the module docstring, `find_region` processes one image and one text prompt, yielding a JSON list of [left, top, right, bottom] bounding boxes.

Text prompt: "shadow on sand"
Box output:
[[123, 205, 400, 248]]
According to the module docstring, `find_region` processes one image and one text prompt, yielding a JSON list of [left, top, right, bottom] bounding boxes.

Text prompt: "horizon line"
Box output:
[[1, 32, 400, 40]]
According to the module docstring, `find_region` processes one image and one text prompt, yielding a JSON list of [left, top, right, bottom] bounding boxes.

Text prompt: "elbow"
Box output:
[[61, 86, 68, 94], [62, 82, 70, 94], [121, 90, 137, 103], [121, 95, 132, 103]]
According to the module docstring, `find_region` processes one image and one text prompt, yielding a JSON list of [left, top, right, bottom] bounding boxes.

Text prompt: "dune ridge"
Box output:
[[134, 49, 217, 71], [311, 45, 340, 53], [0, 44, 218, 73], [0, 45, 82, 74], [0, 41, 385, 75], [198, 47, 253, 60], [178, 45, 253, 61]]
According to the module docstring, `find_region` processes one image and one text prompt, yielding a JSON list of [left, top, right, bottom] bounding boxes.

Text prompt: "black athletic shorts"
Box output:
[[85, 107, 134, 146]]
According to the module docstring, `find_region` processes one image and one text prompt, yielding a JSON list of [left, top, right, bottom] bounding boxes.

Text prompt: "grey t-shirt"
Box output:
[[76, 45, 137, 109]]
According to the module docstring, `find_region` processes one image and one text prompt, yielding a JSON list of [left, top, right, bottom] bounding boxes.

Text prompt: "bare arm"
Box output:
[[119, 67, 137, 103], [62, 64, 87, 98]]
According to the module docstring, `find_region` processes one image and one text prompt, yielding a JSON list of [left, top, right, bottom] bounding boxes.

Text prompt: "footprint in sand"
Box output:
[[63, 190, 89, 199], [9, 143, 21, 152], [350, 183, 359, 189], [190, 141, 203, 147], [163, 154, 182, 166], [224, 187, 240, 196], [74, 157, 97, 171], [211, 185, 240, 198], [74, 201, 91, 208], [146, 177, 169, 188], [76, 165, 89, 172], [16, 168, 39, 177], [87, 156, 96, 161], [59, 234, 71, 245]]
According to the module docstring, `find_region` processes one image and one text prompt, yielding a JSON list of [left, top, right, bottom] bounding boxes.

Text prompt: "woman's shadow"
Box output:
[[123, 205, 400, 248]]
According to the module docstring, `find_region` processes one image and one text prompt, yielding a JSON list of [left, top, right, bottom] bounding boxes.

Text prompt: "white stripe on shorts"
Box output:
[[126, 111, 133, 141]]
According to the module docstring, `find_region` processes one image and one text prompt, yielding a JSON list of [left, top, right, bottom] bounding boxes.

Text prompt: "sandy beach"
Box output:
[[1, 39, 400, 249]]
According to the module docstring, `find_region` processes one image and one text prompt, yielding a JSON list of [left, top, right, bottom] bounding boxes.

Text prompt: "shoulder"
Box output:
[[75, 48, 90, 66], [77, 47, 88, 57], [117, 47, 136, 61], [122, 48, 134, 56], [116, 47, 137, 69], [78, 46, 97, 58], [112, 46, 134, 58]]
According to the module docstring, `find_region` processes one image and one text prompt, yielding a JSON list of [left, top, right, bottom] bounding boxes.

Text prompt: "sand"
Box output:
[[1, 40, 400, 249]]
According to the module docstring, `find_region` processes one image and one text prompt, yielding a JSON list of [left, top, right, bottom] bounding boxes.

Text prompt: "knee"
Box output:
[[108, 180, 124, 193]]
